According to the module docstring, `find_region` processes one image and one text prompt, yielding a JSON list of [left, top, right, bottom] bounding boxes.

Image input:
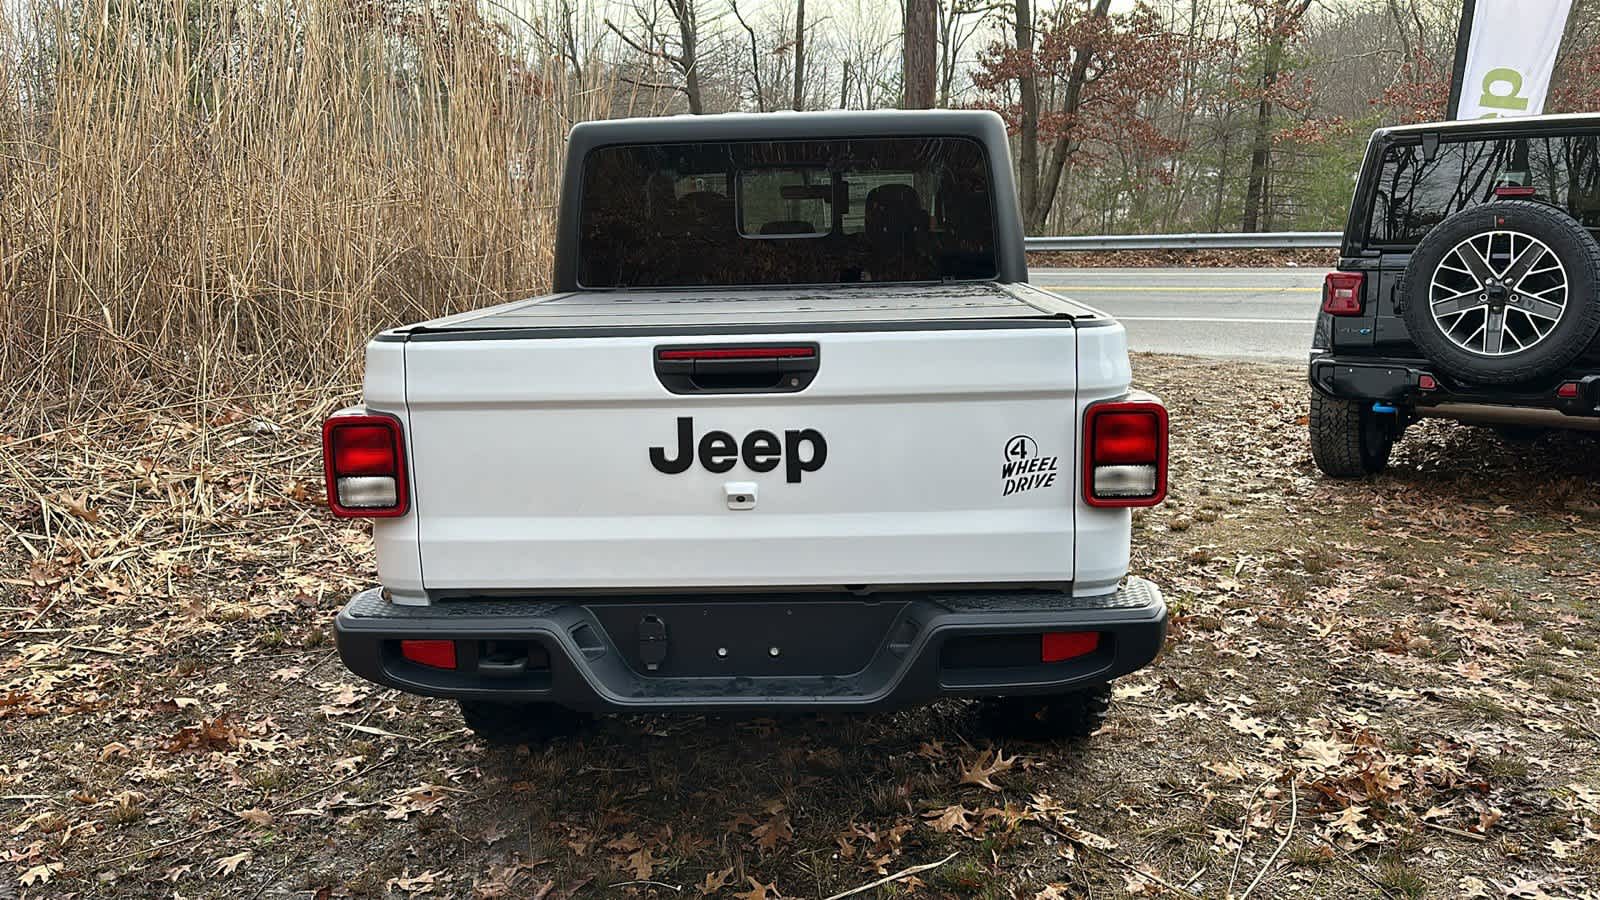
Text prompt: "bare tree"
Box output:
[[607, 0, 710, 113], [729, 0, 766, 111], [832, 0, 901, 109], [1240, 0, 1313, 233], [939, 0, 1002, 106]]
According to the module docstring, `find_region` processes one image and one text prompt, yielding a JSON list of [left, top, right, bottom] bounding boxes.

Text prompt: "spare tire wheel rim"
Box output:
[[1430, 230, 1568, 356]]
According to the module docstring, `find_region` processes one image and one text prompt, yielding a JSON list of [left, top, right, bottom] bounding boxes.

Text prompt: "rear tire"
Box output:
[[978, 683, 1112, 741], [1309, 393, 1394, 478], [458, 700, 586, 746]]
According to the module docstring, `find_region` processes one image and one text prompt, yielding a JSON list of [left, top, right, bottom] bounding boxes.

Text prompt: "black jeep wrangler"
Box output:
[[1309, 114, 1600, 477]]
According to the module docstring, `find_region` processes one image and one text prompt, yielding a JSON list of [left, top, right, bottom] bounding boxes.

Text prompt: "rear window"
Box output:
[[576, 137, 997, 288], [1367, 132, 1600, 246]]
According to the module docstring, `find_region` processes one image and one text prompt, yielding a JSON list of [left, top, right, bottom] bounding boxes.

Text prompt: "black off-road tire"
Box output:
[[1399, 200, 1600, 385], [458, 700, 586, 746], [1308, 392, 1394, 478], [977, 683, 1112, 741]]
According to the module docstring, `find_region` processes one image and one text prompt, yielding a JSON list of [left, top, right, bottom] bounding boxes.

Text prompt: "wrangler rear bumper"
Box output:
[[1309, 355, 1600, 417], [333, 579, 1167, 712]]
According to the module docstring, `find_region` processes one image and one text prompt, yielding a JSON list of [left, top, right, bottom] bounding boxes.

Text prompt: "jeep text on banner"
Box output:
[[1453, 0, 1573, 120]]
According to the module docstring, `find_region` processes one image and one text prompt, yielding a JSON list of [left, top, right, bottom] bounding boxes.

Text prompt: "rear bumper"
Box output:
[[333, 579, 1167, 712], [1309, 354, 1600, 417]]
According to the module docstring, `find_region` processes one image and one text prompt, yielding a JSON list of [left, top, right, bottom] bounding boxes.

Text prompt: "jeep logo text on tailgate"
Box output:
[[650, 417, 827, 483]]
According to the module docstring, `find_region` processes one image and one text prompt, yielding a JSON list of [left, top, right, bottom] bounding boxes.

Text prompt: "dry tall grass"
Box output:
[[0, 0, 612, 428]]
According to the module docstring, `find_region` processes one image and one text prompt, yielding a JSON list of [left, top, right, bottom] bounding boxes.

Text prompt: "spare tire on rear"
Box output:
[[1398, 199, 1600, 384]]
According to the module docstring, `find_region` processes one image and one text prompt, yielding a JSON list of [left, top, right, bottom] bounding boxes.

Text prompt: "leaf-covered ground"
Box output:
[[2, 355, 1598, 899]]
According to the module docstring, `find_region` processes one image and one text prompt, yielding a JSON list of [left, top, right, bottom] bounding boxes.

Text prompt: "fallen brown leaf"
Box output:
[[923, 803, 975, 836], [211, 850, 252, 877], [959, 748, 1017, 791], [733, 877, 779, 900], [700, 865, 735, 895]]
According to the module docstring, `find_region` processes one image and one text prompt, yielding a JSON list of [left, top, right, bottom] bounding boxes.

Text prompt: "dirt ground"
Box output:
[[2, 355, 1598, 899]]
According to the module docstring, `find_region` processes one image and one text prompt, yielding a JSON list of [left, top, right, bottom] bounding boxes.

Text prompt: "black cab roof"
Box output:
[[1373, 112, 1600, 142]]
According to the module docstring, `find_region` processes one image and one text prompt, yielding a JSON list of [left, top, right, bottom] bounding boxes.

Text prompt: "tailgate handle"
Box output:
[[655, 344, 819, 394]]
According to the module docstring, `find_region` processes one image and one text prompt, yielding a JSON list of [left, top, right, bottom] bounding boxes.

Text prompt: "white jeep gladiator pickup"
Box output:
[[325, 110, 1169, 743]]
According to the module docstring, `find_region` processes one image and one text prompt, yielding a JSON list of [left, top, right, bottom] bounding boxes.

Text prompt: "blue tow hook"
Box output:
[[1371, 402, 1398, 414]]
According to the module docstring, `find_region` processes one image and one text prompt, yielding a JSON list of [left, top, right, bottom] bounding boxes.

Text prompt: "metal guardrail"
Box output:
[[1024, 232, 1342, 252]]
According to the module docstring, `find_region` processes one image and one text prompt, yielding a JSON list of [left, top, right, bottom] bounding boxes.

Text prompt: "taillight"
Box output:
[[1323, 272, 1365, 316], [1084, 401, 1167, 508], [322, 413, 408, 518]]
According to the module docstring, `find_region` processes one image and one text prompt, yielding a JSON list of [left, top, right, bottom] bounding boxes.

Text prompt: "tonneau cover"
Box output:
[[398, 283, 1105, 338]]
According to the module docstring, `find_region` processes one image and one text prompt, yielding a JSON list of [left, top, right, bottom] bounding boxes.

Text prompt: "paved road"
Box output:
[[1032, 267, 1322, 362]]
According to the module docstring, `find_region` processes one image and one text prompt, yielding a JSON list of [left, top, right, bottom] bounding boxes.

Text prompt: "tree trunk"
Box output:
[[793, 0, 806, 110], [1212, 126, 1231, 233], [903, 0, 938, 108], [1240, 85, 1272, 232], [1241, 1, 1309, 232], [671, 0, 704, 114], [938, 0, 958, 107], [1161, 0, 1201, 233], [1025, 0, 1110, 234], [1385, 0, 1413, 60], [841, 59, 852, 108], [732, 1, 766, 111], [1015, 0, 1039, 229]]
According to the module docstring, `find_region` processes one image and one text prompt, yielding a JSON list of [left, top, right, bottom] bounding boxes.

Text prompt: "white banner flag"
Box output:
[[1454, 0, 1573, 119]]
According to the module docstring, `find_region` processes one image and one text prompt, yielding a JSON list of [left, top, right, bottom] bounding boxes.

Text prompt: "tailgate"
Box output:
[[402, 326, 1084, 593]]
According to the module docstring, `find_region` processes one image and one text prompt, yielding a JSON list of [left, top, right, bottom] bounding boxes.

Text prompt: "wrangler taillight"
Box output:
[[322, 413, 408, 518], [1084, 401, 1167, 508], [1323, 272, 1365, 316]]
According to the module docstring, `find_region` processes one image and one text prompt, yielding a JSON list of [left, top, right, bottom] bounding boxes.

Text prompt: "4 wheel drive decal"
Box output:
[[650, 417, 827, 483], [1002, 433, 1058, 496]]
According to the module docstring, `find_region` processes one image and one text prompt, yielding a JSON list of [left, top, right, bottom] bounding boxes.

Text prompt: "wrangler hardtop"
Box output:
[[324, 110, 1169, 744], [1310, 114, 1600, 477]]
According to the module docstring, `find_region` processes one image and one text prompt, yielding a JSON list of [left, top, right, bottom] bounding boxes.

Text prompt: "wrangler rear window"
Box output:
[[1367, 133, 1600, 246], [576, 138, 997, 288]]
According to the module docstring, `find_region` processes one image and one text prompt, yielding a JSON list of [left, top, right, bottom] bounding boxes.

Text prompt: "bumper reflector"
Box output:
[[1041, 631, 1100, 663], [400, 639, 457, 669]]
